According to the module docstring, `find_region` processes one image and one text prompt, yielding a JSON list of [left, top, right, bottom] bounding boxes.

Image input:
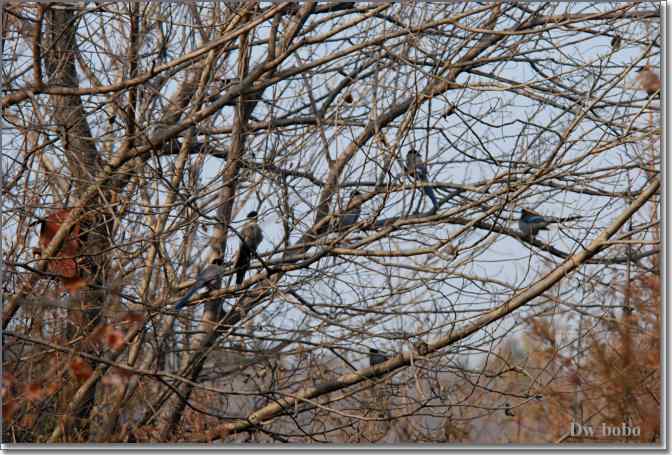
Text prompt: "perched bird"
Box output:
[[636, 65, 661, 97], [175, 258, 224, 310], [504, 403, 515, 417], [518, 208, 581, 240], [369, 348, 389, 367], [610, 35, 622, 52], [337, 190, 362, 230], [405, 149, 439, 211], [234, 211, 264, 286]]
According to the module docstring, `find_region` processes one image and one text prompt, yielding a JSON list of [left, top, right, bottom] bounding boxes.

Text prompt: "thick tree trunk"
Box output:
[[45, 4, 104, 441]]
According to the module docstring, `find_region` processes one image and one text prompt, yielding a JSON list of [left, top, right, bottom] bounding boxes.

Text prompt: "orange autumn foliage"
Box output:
[[69, 357, 94, 383], [37, 208, 89, 293]]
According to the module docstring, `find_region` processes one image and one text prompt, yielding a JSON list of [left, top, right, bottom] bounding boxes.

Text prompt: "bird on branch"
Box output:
[[336, 190, 362, 231], [518, 208, 581, 241], [405, 149, 439, 213], [175, 257, 224, 311], [369, 348, 390, 367], [234, 211, 264, 286]]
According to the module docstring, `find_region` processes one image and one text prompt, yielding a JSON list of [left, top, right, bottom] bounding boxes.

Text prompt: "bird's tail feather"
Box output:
[[175, 286, 199, 311], [423, 186, 439, 210], [550, 215, 582, 224], [235, 244, 251, 285]]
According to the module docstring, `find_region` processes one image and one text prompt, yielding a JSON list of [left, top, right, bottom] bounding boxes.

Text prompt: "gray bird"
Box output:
[[369, 348, 389, 367], [234, 211, 264, 286], [337, 190, 362, 230], [175, 258, 224, 310], [405, 149, 438, 211], [519, 208, 581, 240]]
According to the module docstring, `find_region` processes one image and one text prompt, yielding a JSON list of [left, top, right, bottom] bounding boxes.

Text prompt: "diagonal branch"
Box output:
[[195, 176, 659, 441]]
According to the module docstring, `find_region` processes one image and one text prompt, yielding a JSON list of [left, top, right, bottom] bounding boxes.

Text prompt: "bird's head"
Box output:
[[636, 66, 645, 73], [246, 210, 258, 219]]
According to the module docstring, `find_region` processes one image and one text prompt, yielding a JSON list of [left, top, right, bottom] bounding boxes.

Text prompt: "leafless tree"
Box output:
[[1, 1, 660, 443]]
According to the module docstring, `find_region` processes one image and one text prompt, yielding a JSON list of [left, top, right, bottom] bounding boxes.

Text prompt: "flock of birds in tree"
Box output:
[[31, 63, 660, 371]]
